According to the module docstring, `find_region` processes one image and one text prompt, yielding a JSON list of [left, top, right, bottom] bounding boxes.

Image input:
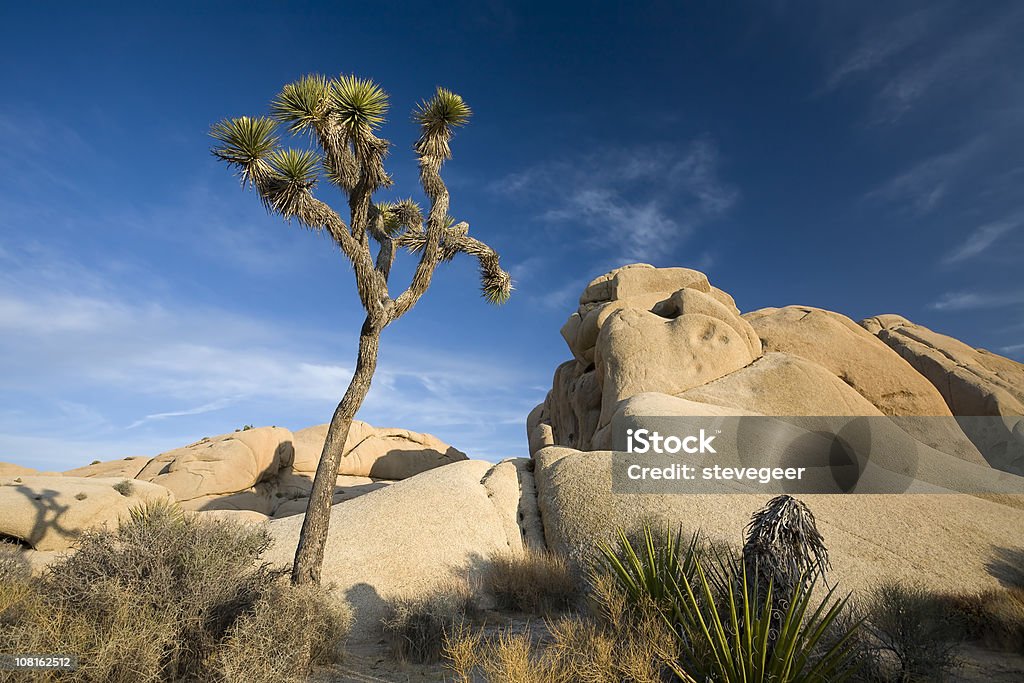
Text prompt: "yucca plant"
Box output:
[[211, 75, 512, 585], [597, 521, 861, 682], [671, 562, 861, 682], [596, 524, 701, 610]]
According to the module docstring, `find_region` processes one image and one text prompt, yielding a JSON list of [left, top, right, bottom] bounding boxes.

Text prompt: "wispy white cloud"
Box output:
[[126, 398, 238, 429], [0, 240, 541, 468], [866, 139, 983, 214], [822, 4, 1024, 124], [492, 139, 738, 264], [942, 215, 1021, 264], [824, 7, 938, 91], [930, 291, 1024, 311]]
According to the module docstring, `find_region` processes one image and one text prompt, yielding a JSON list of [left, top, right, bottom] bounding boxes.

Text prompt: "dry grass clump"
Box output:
[[382, 578, 478, 664], [947, 585, 1024, 654], [445, 571, 680, 683], [0, 500, 351, 682], [482, 548, 579, 615]]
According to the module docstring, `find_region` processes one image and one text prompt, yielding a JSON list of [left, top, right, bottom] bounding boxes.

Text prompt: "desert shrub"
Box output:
[[861, 581, 963, 682], [112, 479, 134, 496], [946, 585, 1024, 654], [0, 500, 350, 682], [213, 581, 351, 682], [383, 578, 478, 664], [482, 548, 579, 615]]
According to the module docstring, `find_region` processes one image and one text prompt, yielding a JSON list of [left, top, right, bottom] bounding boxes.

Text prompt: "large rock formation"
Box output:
[[291, 421, 467, 479], [531, 264, 1024, 471], [264, 457, 544, 638], [529, 264, 1024, 597], [24, 422, 467, 519], [534, 447, 1024, 595]]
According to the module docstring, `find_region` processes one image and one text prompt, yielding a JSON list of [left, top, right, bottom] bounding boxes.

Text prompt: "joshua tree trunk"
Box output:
[[292, 316, 381, 585]]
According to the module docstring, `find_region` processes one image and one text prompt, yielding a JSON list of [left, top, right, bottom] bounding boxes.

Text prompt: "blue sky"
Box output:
[[1, 1, 1022, 471]]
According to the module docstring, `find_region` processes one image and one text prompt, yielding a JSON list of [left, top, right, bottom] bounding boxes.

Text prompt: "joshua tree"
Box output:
[[210, 75, 511, 585]]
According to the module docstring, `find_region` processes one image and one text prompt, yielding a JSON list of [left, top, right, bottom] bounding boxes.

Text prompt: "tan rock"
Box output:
[[180, 483, 277, 515], [136, 427, 293, 503], [746, 306, 984, 463], [64, 456, 152, 479], [292, 421, 467, 479], [482, 458, 546, 551], [681, 352, 885, 416], [271, 477, 393, 518], [0, 476, 174, 551], [0, 463, 46, 478], [597, 308, 758, 427], [748, 307, 954, 416], [193, 509, 269, 525], [264, 459, 536, 636], [653, 287, 761, 357], [579, 263, 710, 305], [526, 402, 555, 457], [534, 447, 1024, 596], [709, 286, 740, 315], [861, 315, 1024, 417]]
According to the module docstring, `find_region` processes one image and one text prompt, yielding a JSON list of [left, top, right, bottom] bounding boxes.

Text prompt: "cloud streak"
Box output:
[[866, 139, 983, 215], [822, 4, 1024, 124], [929, 291, 1024, 311], [942, 215, 1020, 264], [492, 139, 738, 264]]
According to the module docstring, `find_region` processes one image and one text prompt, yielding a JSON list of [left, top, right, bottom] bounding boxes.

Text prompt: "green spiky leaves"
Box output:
[[210, 116, 279, 186], [481, 267, 513, 305], [268, 148, 320, 186], [271, 74, 331, 134], [331, 75, 389, 134], [414, 87, 472, 134], [413, 88, 470, 196]]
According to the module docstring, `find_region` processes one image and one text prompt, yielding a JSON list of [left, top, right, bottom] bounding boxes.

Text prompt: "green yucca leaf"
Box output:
[[270, 74, 331, 133], [414, 87, 472, 132], [268, 148, 320, 186], [210, 116, 280, 184], [331, 74, 389, 133]]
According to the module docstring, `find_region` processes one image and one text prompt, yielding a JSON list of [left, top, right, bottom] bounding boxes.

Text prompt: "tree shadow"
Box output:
[[6, 484, 75, 550], [986, 546, 1024, 589]]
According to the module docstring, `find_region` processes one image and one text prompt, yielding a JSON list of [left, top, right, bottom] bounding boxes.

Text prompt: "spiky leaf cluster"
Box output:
[[270, 74, 331, 134], [210, 116, 279, 186], [332, 75, 389, 134]]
